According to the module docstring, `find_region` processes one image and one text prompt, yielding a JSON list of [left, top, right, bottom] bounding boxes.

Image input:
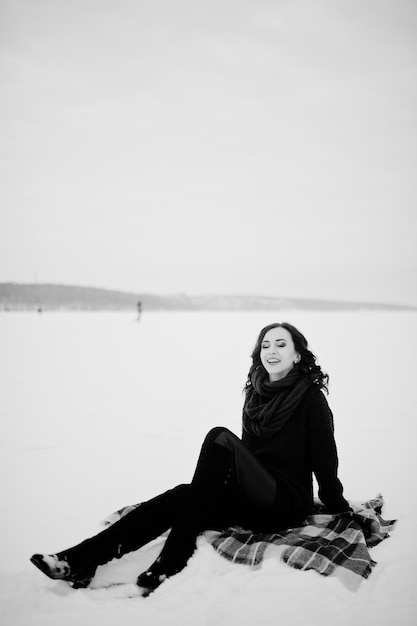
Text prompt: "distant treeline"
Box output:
[[0, 283, 172, 311], [0, 283, 415, 312]]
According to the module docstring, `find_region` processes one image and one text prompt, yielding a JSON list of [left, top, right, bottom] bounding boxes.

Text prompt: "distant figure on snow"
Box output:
[[136, 300, 142, 322], [30, 322, 352, 596]]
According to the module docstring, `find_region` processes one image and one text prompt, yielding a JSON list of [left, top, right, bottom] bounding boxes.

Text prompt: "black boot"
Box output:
[[29, 553, 95, 588]]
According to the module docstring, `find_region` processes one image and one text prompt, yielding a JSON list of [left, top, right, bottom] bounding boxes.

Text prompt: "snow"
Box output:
[[1, 310, 416, 626]]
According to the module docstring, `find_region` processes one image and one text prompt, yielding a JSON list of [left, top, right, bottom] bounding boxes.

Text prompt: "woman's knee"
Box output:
[[168, 483, 190, 502], [203, 426, 233, 445], [202, 427, 242, 453]]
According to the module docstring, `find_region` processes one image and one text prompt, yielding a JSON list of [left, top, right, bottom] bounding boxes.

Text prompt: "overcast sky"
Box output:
[[1, 0, 416, 305]]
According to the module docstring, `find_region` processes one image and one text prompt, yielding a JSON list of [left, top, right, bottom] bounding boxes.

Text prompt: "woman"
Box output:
[[30, 322, 351, 595]]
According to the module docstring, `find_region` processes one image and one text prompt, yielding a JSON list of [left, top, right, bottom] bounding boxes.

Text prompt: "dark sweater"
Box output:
[[242, 386, 351, 517]]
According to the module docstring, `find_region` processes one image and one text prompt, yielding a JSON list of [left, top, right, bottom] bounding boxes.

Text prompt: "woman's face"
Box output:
[[260, 326, 300, 382]]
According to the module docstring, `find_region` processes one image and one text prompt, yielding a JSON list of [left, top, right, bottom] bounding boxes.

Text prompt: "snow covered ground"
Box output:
[[0, 310, 416, 626]]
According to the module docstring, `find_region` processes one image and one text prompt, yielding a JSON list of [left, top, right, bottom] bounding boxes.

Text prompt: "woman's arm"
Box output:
[[306, 389, 352, 513]]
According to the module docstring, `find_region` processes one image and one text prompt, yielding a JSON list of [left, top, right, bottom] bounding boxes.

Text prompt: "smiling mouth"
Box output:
[[267, 359, 281, 365]]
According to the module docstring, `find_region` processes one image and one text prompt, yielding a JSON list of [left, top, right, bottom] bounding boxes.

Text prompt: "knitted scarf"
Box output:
[[242, 364, 310, 439]]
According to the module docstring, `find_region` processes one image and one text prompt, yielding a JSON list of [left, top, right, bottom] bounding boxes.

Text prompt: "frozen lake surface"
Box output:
[[1, 310, 416, 625]]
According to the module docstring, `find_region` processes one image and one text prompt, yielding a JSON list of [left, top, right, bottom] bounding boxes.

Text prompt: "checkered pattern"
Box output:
[[103, 494, 395, 590], [205, 495, 396, 590]]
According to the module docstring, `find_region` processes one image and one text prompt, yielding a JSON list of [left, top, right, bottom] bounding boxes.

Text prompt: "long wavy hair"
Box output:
[[244, 322, 329, 393]]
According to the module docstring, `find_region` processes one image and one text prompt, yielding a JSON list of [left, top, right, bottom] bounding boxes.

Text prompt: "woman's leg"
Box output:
[[30, 483, 190, 586], [212, 427, 277, 512], [137, 427, 277, 593], [31, 427, 280, 591]]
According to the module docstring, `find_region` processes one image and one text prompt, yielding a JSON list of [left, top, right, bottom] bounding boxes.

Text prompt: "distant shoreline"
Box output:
[[0, 283, 415, 312]]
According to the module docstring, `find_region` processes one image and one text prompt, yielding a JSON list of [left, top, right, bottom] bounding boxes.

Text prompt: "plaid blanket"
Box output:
[[205, 494, 396, 590], [103, 494, 396, 591]]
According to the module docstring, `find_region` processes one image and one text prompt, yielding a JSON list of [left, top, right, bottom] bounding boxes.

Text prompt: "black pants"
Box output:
[[59, 427, 300, 577]]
